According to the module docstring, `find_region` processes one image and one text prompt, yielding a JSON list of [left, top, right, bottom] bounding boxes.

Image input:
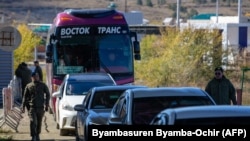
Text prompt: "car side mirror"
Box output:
[[74, 104, 85, 112], [108, 117, 123, 125], [52, 91, 61, 98]]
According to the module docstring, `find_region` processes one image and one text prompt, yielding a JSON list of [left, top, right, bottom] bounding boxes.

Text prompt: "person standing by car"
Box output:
[[34, 60, 43, 82], [21, 72, 50, 141], [205, 67, 237, 105]]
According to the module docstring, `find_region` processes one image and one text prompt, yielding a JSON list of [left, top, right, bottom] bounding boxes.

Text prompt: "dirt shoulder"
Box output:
[[0, 107, 75, 141]]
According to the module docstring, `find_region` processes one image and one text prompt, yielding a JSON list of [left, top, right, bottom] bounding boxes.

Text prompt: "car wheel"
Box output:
[[75, 122, 80, 141], [60, 129, 68, 136], [56, 123, 59, 129], [75, 133, 80, 141], [84, 126, 88, 141]]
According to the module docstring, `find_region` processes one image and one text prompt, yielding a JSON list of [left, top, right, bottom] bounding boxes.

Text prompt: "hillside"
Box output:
[[1, 0, 250, 25]]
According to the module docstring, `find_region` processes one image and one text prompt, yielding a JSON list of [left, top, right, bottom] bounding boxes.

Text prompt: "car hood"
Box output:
[[63, 95, 86, 106], [88, 109, 112, 125]]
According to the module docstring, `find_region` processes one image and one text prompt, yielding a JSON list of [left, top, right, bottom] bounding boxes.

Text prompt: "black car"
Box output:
[[74, 85, 147, 141], [150, 105, 250, 125], [108, 87, 216, 125]]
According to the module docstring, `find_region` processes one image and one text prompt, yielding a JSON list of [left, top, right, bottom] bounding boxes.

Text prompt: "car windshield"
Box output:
[[132, 96, 214, 125], [66, 81, 114, 95], [91, 90, 124, 109]]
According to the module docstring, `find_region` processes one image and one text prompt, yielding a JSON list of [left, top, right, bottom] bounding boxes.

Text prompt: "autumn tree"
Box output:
[[135, 26, 223, 87], [14, 24, 41, 69]]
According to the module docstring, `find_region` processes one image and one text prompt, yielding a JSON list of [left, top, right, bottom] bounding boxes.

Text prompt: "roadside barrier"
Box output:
[[0, 76, 23, 132], [0, 76, 50, 133]]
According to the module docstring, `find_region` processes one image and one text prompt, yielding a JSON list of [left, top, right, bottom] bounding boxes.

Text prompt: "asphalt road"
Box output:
[[0, 105, 75, 141]]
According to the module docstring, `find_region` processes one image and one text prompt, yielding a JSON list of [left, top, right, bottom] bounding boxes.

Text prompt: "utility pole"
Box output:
[[125, 0, 127, 13], [238, 0, 242, 23], [176, 0, 180, 28], [216, 0, 219, 23]]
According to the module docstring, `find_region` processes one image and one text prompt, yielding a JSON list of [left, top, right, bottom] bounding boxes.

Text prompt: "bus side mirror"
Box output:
[[133, 41, 140, 53], [46, 44, 52, 57], [133, 41, 141, 60], [50, 34, 56, 41], [46, 58, 52, 63], [134, 54, 141, 60], [46, 44, 53, 63]]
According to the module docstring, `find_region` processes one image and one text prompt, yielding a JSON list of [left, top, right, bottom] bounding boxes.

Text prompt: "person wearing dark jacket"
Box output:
[[34, 60, 43, 82], [21, 72, 50, 141], [15, 62, 32, 98], [205, 67, 237, 105]]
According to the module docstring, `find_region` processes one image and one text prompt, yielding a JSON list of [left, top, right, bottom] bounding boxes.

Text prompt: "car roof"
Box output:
[[64, 73, 115, 81], [91, 85, 147, 91], [163, 105, 250, 118], [127, 87, 209, 98]]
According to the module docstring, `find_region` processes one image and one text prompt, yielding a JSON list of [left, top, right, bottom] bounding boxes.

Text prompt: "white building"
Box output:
[[182, 13, 250, 70]]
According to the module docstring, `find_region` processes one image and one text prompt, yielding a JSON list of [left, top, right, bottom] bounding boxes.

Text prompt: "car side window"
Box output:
[[112, 96, 125, 117], [66, 84, 74, 95], [119, 99, 126, 119], [60, 83, 65, 98], [83, 90, 91, 107]]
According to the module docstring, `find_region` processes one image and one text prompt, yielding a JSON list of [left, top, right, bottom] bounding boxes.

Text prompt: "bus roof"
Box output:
[[53, 8, 128, 26]]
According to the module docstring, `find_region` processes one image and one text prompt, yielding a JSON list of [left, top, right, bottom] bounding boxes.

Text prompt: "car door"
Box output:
[[55, 81, 65, 124], [78, 90, 91, 138]]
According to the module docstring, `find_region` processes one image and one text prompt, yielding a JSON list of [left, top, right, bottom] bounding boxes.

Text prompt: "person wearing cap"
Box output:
[[21, 72, 50, 141], [34, 60, 43, 82], [205, 67, 237, 105]]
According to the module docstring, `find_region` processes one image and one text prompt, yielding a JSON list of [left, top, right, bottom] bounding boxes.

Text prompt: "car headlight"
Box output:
[[61, 101, 74, 111]]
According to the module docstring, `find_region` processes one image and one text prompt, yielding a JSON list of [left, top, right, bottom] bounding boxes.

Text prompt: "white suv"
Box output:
[[52, 73, 116, 136]]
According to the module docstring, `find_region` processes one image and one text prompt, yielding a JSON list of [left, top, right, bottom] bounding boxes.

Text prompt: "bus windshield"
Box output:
[[53, 34, 133, 76]]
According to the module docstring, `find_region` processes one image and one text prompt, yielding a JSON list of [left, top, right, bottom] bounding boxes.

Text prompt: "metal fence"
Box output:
[[0, 76, 23, 132]]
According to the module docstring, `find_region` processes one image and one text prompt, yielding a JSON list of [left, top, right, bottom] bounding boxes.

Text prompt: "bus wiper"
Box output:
[[99, 60, 112, 75]]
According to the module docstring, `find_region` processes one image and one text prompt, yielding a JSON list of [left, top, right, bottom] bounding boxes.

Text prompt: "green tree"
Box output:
[[14, 24, 41, 69], [193, 0, 207, 4], [187, 8, 199, 19], [168, 3, 176, 11], [135, 27, 223, 87], [146, 0, 153, 7], [158, 0, 166, 5], [137, 0, 143, 5]]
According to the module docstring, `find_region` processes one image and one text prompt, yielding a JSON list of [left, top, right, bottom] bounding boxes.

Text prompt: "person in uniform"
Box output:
[[34, 60, 43, 82], [21, 72, 50, 141], [205, 67, 237, 105]]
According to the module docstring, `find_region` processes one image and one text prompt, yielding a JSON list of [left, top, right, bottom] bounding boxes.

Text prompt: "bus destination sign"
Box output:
[[59, 26, 129, 39]]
